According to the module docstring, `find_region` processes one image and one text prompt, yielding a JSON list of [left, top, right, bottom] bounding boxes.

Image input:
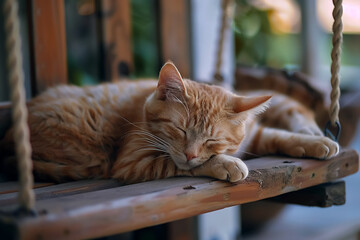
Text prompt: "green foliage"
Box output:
[[131, 0, 160, 78], [233, 0, 300, 69]]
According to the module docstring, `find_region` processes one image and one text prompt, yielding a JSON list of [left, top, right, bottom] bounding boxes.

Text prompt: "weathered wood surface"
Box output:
[[98, 0, 133, 80], [30, 0, 68, 93], [0, 149, 358, 240], [0, 182, 53, 195], [270, 181, 345, 207], [0, 180, 119, 205]]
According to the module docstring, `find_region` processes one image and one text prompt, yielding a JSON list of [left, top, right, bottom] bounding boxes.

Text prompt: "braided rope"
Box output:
[[329, 0, 343, 126], [214, 0, 235, 82], [4, 0, 35, 211]]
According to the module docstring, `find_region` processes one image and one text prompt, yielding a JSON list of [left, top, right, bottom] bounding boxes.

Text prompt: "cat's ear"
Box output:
[[156, 62, 187, 101], [232, 95, 272, 114]]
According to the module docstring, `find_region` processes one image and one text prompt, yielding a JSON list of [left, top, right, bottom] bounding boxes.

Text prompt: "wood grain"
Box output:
[[160, 0, 192, 78], [0, 180, 119, 205], [30, 0, 68, 94], [0, 182, 53, 195], [0, 149, 358, 239], [98, 0, 133, 81]]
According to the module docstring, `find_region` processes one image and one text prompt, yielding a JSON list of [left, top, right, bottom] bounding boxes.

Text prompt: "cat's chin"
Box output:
[[176, 164, 193, 171], [172, 161, 193, 170], [172, 158, 204, 170]]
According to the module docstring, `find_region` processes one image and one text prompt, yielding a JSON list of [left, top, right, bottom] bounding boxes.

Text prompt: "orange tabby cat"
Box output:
[[0, 62, 339, 183]]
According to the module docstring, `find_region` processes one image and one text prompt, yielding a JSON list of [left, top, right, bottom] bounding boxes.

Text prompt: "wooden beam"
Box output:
[[160, 0, 192, 78], [167, 217, 197, 240], [0, 149, 358, 239], [30, 0, 68, 94], [98, 0, 133, 81], [270, 181, 346, 207], [0, 182, 53, 195]]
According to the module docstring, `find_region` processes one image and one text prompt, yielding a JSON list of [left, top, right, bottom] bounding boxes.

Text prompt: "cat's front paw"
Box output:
[[290, 136, 339, 159], [210, 155, 249, 182], [310, 137, 339, 159], [296, 125, 323, 136]]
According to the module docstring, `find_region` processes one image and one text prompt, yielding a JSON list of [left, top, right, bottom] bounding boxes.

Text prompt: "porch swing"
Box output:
[[0, 0, 358, 239]]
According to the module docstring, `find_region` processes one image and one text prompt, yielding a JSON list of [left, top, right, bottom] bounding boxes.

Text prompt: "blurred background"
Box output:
[[1, 0, 359, 91], [0, 0, 359, 239]]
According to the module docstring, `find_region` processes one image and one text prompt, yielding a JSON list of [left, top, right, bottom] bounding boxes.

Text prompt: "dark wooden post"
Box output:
[[160, 0, 192, 78], [30, 0, 68, 94], [98, 0, 133, 81]]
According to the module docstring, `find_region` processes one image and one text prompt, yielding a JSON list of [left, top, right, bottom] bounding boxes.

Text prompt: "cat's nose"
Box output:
[[185, 152, 197, 161]]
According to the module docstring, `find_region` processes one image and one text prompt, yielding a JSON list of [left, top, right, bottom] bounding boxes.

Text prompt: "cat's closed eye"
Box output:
[[176, 127, 187, 136]]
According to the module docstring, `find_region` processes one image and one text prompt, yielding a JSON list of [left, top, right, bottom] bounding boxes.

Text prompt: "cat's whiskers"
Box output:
[[138, 147, 168, 153], [151, 154, 171, 162], [172, 108, 185, 120], [237, 150, 260, 158], [116, 104, 186, 158], [138, 138, 168, 152], [116, 114, 154, 134], [122, 121, 148, 126], [130, 130, 184, 158], [129, 130, 177, 158], [130, 130, 170, 148], [171, 94, 190, 118]]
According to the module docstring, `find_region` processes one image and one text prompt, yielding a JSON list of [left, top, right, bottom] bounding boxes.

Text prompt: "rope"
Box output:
[[324, 0, 343, 141], [329, 0, 343, 126], [4, 0, 35, 212], [214, 0, 235, 82]]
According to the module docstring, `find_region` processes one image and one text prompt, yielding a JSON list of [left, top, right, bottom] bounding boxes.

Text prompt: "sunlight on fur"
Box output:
[[0, 62, 339, 183]]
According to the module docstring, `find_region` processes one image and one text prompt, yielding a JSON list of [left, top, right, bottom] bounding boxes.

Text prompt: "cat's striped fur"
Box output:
[[1, 62, 339, 183]]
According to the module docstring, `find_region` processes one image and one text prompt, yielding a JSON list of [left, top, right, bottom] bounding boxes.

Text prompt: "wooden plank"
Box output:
[[98, 0, 133, 81], [0, 180, 120, 206], [270, 181, 345, 207], [30, 0, 68, 93], [0, 149, 358, 239], [1, 178, 208, 210], [160, 0, 192, 78], [0, 182, 53, 195]]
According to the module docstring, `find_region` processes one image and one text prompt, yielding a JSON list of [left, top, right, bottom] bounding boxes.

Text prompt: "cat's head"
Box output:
[[144, 62, 271, 170]]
